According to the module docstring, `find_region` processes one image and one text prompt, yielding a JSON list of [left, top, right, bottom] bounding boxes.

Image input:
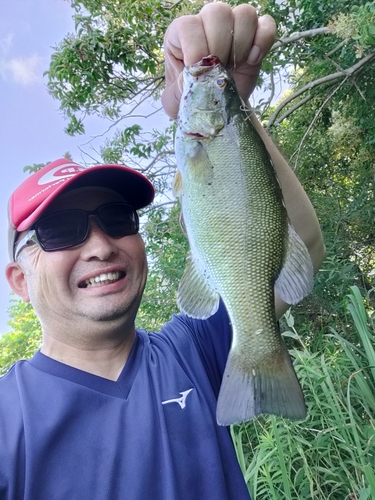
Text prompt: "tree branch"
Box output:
[[257, 69, 276, 118], [326, 39, 347, 57], [290, 77, 349, 170], [142, 201, 176, 214], [272, 93, 317, 127], [271, 27, 331, 51], [267, 49, 375, 128], [165, 0, 185, 11]]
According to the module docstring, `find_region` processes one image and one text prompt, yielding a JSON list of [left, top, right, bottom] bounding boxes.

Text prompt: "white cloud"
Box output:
[[0, 34, 14, 55], [0, 53, 44, 85]]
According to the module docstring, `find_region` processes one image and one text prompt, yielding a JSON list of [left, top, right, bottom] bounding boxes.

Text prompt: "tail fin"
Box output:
[[216, 345, 306, 426]]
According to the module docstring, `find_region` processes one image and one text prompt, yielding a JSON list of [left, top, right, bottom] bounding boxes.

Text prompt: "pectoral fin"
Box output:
[[275, 223, 314, 305], [177, 252, 220, 319], [172, 170, 183, 197]]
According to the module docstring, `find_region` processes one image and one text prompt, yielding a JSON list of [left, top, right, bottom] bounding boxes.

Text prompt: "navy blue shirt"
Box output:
[[0, 304, 250, 499]]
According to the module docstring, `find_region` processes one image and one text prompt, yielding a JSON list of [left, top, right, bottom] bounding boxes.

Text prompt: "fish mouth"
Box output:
[[189, 55, 221, 76], [185, 132, 205, 138]]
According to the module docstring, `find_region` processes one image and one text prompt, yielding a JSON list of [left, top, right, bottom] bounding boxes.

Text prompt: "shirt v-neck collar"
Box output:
[[28, 332, 144, 399]]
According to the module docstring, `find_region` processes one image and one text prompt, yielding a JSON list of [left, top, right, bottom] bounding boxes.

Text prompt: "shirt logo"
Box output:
[[162, 388, 194, 409]]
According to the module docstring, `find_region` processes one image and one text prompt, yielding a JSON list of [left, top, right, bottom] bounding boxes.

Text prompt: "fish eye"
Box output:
[[215, 77, 227, 89]]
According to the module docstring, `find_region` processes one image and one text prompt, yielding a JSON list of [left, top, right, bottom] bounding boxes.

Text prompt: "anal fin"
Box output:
[[276, 223, 314, 305]]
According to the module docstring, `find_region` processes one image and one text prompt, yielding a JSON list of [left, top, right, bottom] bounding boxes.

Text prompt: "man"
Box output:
[[1, 3, 325, 499]]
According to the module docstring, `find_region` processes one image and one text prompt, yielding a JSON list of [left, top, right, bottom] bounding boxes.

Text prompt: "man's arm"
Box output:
[[162, 2, 326, 320]]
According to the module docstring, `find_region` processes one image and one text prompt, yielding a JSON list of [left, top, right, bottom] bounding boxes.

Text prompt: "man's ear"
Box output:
[[5, 262, 30, 302]]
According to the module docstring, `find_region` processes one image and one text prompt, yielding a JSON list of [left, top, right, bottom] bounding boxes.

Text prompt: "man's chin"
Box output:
[[79, 299, 140, 325]]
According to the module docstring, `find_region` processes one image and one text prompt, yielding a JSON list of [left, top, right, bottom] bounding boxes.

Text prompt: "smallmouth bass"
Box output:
[[174, 55, 313, 425]]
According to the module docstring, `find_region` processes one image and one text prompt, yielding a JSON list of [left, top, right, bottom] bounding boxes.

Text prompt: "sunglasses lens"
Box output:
[[35, 212, 88, 250], [34, 203, 139, 251], [98, 204, 139, 237]]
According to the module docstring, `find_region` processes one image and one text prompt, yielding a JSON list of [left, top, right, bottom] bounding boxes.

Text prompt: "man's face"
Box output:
[[12, 187, 148, 337]]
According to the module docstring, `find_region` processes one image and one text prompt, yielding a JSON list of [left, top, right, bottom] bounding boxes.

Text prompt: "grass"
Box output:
[[232, 286, 375, 500]]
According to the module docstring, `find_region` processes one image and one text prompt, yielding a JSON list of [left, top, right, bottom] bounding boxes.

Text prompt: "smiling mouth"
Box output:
[[79, 271, 125, 289]]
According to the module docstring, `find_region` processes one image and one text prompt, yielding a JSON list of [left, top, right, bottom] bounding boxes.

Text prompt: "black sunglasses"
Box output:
[[14, 202, 139, 259]]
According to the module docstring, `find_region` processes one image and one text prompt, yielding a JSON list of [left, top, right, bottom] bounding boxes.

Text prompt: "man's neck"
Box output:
[[40, 327, 136, 381]]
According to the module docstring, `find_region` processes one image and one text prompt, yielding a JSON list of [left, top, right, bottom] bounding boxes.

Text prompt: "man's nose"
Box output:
[[79, 218, 118, 261]]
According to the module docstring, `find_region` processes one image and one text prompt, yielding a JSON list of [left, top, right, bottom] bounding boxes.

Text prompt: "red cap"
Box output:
[[8, 158, 155, 261]]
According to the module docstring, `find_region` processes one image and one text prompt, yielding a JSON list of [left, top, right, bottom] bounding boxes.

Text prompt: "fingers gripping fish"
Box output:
[[173, 56, 313, 426]]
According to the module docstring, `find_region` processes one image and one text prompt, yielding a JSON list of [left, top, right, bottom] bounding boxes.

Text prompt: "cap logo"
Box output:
[[38, 163, 88, 186]]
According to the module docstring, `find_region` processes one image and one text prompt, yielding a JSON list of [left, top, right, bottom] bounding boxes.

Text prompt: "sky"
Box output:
[[0, 0, 169, 334]]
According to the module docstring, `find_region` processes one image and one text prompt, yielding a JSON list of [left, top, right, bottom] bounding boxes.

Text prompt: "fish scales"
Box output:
[[174, 55, 313, 425], [180, 126, 284, 341]]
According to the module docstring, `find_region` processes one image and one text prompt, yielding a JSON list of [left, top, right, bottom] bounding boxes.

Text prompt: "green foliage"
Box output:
[[284, 117, 374, 330], [23, 162, 48, 175], [330, 2, 375, 52], [0, 298, 42, 375], [45, 0, 184, 134], [136, 203, 188, 330], [100, 123, 176, 196], [232, 287, 375, 499], [269, 22, 375, 329]]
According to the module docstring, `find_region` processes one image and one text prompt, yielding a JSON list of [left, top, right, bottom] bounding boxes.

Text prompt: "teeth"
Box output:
[[85, 271, 121, 287]]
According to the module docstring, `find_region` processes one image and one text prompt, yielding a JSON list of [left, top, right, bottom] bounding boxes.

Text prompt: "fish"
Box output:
[[173, 55, 314, 426]]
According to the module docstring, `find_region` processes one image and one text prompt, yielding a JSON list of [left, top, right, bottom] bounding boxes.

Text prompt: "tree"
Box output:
[[0, 298, 41, 375], [261, 0, 375, 334], [46, 0, 179, 136]]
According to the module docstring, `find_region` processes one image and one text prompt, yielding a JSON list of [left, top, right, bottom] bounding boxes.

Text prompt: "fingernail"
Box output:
[[247, 46, 261, 65]]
